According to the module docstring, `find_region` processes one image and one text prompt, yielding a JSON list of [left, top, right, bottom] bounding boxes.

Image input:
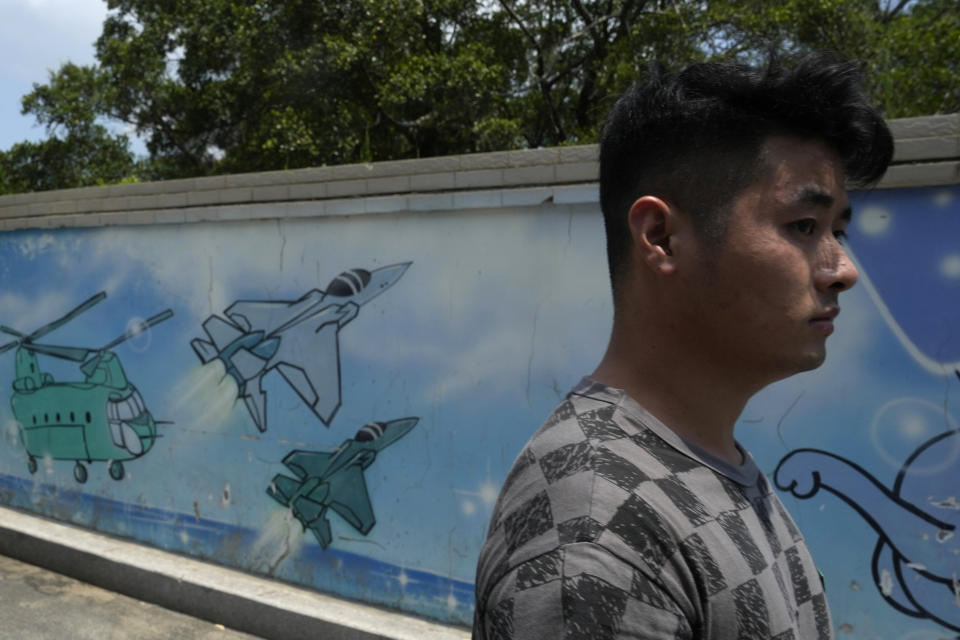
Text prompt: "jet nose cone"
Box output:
[[330, 262, 411, 306], [374, 262, 411, 284], [376, 417, 420, 449], [384, 416, 419, 434]]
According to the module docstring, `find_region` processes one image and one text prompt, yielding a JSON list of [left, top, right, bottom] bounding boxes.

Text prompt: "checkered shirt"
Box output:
[[473, 378, 832, 639]]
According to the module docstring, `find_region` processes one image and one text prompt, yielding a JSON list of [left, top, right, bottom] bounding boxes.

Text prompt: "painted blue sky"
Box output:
[[848, 187, 960, 368]]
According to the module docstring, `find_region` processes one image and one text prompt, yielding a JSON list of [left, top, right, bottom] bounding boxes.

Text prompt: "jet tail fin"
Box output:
[[190, 338, 219, 364], [242, 384, 268, 432], [266, 474, 300, 507], [307, 516, 332, 549], [291, 497, 333, 548], [201, 315, 244, 350]]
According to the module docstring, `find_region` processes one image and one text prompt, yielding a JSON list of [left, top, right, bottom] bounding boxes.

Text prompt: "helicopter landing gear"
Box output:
[[73, 462, 88, 484], [109, 461, 125, 481], [27, 456, 37, 475]]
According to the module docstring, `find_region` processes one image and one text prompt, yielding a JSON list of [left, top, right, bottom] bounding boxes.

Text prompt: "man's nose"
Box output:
[[815, 243, 859, 293]]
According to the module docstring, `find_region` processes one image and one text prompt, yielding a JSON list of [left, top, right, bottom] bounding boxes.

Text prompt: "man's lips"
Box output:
[[810, 307, 840, 334]]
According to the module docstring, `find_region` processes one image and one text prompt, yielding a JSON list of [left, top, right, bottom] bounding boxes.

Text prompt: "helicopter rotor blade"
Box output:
[[0, 326, 25, 338], [23, 343, 93, 362], [0, 340, 20, 354], [29, 292, 107, 341], [99, 309, 174, 352]]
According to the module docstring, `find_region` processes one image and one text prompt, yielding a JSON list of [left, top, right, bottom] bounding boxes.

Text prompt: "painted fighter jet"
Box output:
[[191, 263, 410, 432], [266, 417, 419, 548]]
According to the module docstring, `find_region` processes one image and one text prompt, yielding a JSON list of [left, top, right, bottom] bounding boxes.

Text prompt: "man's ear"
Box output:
[[628, 196, 679, 276]]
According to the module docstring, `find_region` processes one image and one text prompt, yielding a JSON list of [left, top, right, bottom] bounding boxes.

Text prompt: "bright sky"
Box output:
[[0, 0, 112, 151]]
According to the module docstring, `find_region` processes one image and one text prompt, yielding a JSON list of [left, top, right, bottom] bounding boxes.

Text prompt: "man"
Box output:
[[473, 53, 893, 639]]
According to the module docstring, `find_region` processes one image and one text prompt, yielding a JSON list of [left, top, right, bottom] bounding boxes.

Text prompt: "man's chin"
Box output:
[[793, 349, 828, 374], [765, 350, 827, 383]]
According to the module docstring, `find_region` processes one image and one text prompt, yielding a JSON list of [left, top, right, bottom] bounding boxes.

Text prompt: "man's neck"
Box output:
[[591, 326, 756, 466]]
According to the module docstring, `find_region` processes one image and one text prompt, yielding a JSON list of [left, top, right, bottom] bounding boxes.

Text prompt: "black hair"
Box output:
[[599, 51, 893, 296]]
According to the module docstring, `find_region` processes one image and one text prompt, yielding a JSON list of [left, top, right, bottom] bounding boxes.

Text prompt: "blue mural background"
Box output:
[[0, 184, 955, 634]]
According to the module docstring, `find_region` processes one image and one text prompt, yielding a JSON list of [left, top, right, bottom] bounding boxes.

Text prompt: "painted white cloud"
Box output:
[[933, 189, 955, 208], [870, 397, 960, 473], [13, 233, 56, 259], [855, 206, 892, 236], [899, 412, 928, 439], [940, 253, 960, 279]]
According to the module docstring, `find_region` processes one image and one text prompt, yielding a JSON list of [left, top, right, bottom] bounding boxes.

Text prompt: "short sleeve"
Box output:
[[475, 542, 693, 640]]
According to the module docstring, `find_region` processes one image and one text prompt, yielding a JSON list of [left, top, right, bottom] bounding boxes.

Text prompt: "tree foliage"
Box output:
[[2, 0, 957, 193], [0, 63, 136, 194]]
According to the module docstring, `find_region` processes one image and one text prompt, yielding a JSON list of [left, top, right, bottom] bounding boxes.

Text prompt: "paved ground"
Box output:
[[0, 554, 261, 640]]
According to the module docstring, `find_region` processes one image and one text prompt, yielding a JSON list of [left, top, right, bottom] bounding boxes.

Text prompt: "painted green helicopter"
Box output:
[[0, 292, 173, 483]]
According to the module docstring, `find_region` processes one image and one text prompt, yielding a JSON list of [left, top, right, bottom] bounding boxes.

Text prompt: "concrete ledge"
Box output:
[[0, 113, 955, 230], [0, 505, 469, 640], [882, 161, 960, 188]]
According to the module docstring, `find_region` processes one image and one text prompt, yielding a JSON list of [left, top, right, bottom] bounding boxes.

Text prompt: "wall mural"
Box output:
[[0, 184, 955, 632], [0, 291, 172, 483], [267, 417, 419, 548], [192, 264, 410, 432], [775, 416, 960, 632]]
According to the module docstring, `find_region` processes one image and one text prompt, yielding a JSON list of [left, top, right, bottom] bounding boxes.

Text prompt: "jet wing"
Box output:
[[227, 294, 346, 337], [282, 450, 336, 479], [268, 323, 342, 426], [327, 464, 375, 535], [225, 300, 300, 335]]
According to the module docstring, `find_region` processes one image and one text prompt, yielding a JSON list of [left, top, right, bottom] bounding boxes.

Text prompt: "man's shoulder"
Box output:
[[496, 382, 640, 509], [480, 383, 680, 566], [478, 379, 762, 575]]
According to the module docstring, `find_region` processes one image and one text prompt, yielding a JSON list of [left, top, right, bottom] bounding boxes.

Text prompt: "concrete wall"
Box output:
[[0, 114, 956, 634]]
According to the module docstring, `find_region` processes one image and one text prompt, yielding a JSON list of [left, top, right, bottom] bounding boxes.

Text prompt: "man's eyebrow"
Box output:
[[796, 187, 835, 208], [796, 187, 852, 222]]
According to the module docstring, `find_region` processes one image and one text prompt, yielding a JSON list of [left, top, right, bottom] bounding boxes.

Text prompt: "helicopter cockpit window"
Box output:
[[106, 394, 145, 455], [131, 390, 146, 415], [107, 393, 143, 425]]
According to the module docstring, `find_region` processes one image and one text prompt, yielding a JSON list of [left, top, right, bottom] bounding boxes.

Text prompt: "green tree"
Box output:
[[91, 0, 523, 176], [1, 0, 957, 194], [0, 63, 136, 194]]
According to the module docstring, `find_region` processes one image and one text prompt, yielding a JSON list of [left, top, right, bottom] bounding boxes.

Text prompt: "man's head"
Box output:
[[599, 52, 893, 299]]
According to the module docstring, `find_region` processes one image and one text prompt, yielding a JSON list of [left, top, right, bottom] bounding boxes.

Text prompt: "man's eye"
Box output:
[[791, 219, 817, 235]]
